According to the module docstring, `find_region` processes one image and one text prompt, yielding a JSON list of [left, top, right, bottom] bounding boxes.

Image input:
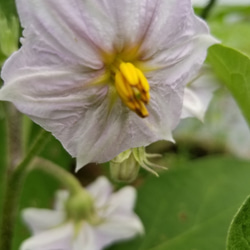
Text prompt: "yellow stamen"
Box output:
[[115, 71, 133, 102], [136, 101, 149, 117], [135, 68, 150, 92], [120, 62, 139, 86], [114, 62, 150, 118]]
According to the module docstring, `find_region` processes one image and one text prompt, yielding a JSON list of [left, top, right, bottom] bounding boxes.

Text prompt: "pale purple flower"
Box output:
[[20, 176, 143, 250], [0, 0, 217, 170]]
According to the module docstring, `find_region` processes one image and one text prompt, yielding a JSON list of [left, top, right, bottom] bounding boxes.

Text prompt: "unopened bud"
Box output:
[[110, 149, 140, 183], [110, 147, 167, 182]]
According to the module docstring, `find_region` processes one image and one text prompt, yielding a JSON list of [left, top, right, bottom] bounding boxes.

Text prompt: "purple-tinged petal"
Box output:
[[139, 0, 213, 59], [16, 0, 115, 68], [0, 65, 109, 160], [145, 34, 219, 88]]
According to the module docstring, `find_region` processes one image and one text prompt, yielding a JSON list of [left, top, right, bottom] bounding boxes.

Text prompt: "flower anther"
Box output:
[[114, 62, 150, 117]]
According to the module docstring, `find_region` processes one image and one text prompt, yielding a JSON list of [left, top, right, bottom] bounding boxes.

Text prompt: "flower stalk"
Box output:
[[30, 157, 83, 195]]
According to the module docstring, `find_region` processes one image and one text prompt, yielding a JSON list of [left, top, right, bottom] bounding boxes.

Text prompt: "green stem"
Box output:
[[7, 104, 22, 171], [0, 103, 10, 224], [0, 129, 50, 250], [30, 158, 83, 195], [21, 115, 33, 156], [201, 0, 217, 19]]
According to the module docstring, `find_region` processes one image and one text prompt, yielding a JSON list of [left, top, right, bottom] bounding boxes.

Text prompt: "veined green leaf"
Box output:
[[207, 44, 250, 128], [108, 157, 250, 250], [227, 195, 250, 250]]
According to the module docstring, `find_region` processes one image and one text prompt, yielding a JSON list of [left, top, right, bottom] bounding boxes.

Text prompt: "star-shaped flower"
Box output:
[[0, 0, 217, 170], [20, 177, 143, 250]]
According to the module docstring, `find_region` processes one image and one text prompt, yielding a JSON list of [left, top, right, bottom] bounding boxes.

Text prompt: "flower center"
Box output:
[[114, 62, 150, 118]]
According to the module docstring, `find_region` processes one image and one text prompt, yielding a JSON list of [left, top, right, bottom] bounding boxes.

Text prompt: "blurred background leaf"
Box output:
[[108, 156, 250, 250], [210, 13, 250, 57], [207, 44, 250, 128], [0, 0, 17, 19]]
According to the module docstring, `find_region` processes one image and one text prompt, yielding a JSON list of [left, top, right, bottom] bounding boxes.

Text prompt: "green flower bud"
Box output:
[[110, 149, 140, 183], [110, 147, 167, 182]]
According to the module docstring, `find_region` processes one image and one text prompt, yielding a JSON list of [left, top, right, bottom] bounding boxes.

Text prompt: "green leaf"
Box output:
[[0, 0, 17, 19], [207, 44, 250, 128], [107, 156, 250, 250], [227, 195, 250, 250]]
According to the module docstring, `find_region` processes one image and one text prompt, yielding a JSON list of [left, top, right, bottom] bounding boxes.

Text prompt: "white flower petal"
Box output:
[[146, 34, 219, 88], [181, 67, 220, 120], [54, 190, 69, 211], [182, 88, 204, 120], [20, 223, 73, 250], [74, 223, 97, 250], [16, 0, 114, 68], [95, 214, 144, 248], [146, 82, 183, 139], [139, 0, 215, 58], [22, 208, 65, 234], [103, 187, 136, 217], [92, 0, 159, 49], [0, 65, 108, 160], [86, 177, 113, 208], [90, 184, 143, 248]]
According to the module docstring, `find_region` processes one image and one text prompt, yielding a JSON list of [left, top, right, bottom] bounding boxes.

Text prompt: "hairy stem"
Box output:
[[7, 104, 22, 171], [0, 103, 10, 227], [0, 129, 50, 250]]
